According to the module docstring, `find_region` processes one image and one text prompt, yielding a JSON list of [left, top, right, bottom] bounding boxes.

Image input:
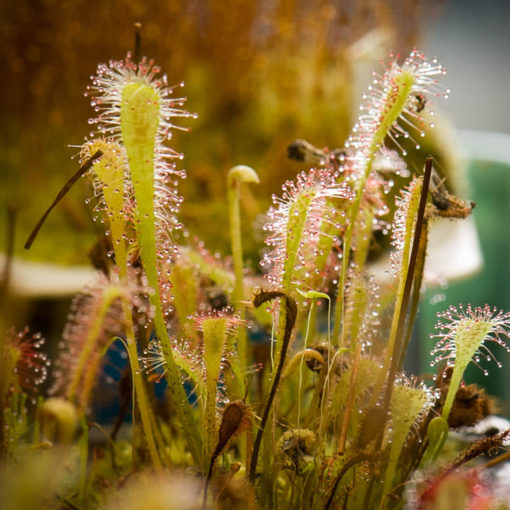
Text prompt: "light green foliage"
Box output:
[[3, 393, 28, 452], [331, 358, 381, 436], [228, 165, 260, 186], [5, 50, 508, 510], [333, 71, 417, 345], [296, 289, 330, 301], [84, 139, 128, 272], [228, 165, 259, 368], [283, 193, 314, 291], [0, 449, 79, 510], [399, 177, 423, 276], [201, 317, 227, 457], [337, 357, 381, 405], [0, 341, 19, 408], [370, 71, 415, 159], [38, 397, 78, 444], [374, 177, 423, 398], [118, 78, 200, 463], [442, 319, 493, 421], [169, 262, 198, 337], [120, 82, 160, 292], [344, 272, 369, 347], [422, 416, 449, 464], [382, 382, 432, 499]]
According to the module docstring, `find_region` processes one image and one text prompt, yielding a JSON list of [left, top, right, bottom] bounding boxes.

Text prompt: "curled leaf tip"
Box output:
[[228, 165, 260, 185]]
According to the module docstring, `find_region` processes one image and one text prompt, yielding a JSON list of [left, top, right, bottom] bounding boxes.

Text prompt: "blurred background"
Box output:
[[419, 0, 510, 411], [1, 0, 509, 411]]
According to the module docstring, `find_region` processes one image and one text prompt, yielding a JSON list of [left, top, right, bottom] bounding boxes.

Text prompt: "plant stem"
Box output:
[[228, 169, 249, 368], [338, 341, 362, 454], [324, 453, 371, 510], [484, 449, 510, 469], [441, 365, 463, 422], [397, 218, 429, 368], [297, 299, 316, 427], [122, 299, 162, 470], [24, 151, 102, 250], [249, 291, 297, 483], [133, 22, 142, 63], [78, 417, 89, 504]]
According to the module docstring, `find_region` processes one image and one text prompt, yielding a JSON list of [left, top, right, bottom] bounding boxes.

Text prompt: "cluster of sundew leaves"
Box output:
[[336, 51, 448, 288], [250, 50, 510, 510], [258, 49, 448, 453], [84, 53, 196, 312], [22, 45, 510, 510], [190, 309, 241, 456], [261, 51, 448, 295], [80, 50, 209, 464]]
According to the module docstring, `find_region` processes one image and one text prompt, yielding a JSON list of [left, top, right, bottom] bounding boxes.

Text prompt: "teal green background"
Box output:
[[417, 160, 510, 416]]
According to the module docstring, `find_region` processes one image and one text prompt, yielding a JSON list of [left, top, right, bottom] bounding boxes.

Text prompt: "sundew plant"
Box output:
[[2, 46, 510, 510]]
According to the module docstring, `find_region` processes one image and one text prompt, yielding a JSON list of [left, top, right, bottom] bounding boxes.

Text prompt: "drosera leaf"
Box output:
[[329, 357, 380, 441], [422, 416, 449, 464], [430, 304, 510, 422], [381, 377, 436, 501], [192, 308, 245, 460], [89, 54, 202, 462], [344, 272, 369, 348], [201, 316, 228, 457], [261, 167, 350, 293], [51, 277, 126, 411], [169, 262, 199, 338], [375, 175, 424, 378], [82, 139, 128, 275], [333, 50, 448, 345], [120, 81, 160, 295]]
